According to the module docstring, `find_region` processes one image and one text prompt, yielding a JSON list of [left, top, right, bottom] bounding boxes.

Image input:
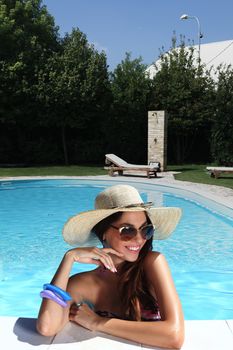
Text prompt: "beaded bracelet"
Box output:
[[43, 283, 72, 301], [40, 290, 68, 308]]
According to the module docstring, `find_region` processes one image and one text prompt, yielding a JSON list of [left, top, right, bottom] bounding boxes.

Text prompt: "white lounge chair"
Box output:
[[206, 166, 233, 178], [105, 154, 160, 178]]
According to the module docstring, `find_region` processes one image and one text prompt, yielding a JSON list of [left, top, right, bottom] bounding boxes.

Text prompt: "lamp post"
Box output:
[[180, 14, 202, 63]]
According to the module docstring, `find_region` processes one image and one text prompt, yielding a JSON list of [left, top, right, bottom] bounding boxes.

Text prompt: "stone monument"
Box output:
[[148, 111, 168, 171]]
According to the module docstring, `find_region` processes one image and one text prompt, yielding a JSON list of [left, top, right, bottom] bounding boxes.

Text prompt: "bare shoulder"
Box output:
[[143, 251, 176, 295], [67, 269, 99, 302], [69, 268, 99, 286], [143, 251, 172, 280], [143, 250, 165, 267]]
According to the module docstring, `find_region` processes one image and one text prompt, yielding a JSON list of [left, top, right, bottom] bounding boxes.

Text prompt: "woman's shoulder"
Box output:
[[69, 268, 99, 284], [143, 250, 167, 268], [143, 251, 172, 283], [68, 269, 100, 302], [68, 269, 99, 293]]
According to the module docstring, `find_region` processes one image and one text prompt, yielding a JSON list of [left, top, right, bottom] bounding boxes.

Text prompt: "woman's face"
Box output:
[[104, 211, 148, 263]]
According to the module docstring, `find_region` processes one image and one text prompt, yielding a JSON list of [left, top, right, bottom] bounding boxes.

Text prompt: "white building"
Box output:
[[146, 39, 233, 81]]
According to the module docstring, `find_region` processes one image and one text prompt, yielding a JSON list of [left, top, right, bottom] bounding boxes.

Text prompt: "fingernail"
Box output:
[[106, 265, 111, 270]]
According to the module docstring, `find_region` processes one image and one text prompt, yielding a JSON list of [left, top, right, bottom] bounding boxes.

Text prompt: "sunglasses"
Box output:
[[110, 224, 154, 241]]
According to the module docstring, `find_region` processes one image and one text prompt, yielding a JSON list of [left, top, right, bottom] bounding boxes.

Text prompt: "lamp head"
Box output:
[[180, 14, 189, 20]]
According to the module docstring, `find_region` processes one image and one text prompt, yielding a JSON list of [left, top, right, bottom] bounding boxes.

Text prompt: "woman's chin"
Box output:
[[122, 251, 140, 262]]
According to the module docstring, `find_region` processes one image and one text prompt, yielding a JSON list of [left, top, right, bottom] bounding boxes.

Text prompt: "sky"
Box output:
[[42, 0, 233, 71]]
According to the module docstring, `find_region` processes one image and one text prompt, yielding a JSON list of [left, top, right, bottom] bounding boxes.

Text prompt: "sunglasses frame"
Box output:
[[110, 223, 154, 241]]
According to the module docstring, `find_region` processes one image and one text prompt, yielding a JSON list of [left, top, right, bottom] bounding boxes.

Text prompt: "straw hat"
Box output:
[[62, 184, 182, 245]]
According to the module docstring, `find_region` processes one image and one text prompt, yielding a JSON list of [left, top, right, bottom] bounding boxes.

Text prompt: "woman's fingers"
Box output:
[[69, 303, 102, 331], [67, 247, 123, 272], [92, 248, 117, 272], [100, 248, 124, 272], [102, 248, 124, 257]]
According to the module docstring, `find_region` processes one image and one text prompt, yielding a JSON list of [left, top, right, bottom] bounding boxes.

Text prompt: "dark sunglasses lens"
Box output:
[[142, 225, 154, 240], [120, 226, 137, 240]]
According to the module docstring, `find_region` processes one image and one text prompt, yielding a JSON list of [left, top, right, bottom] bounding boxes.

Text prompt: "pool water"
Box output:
[[0, 179, 233, 320]]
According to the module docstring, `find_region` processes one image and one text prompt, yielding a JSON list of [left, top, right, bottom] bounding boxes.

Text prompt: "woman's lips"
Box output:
[[125, 245, 140, 253]]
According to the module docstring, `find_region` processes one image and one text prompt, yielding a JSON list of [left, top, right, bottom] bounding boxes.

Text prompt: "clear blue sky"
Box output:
[[42, 0, 233, 71]]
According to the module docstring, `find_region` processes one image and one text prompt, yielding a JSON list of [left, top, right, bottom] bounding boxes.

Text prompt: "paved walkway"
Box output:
[[156, 171, 233, 209], [91, 170, 233, 209]]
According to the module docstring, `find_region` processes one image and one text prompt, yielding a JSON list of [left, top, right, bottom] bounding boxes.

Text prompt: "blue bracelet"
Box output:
[[40, 290, 68, 308], [43, 284, 72, 301]]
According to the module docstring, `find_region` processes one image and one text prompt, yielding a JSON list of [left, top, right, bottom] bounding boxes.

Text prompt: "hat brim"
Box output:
[[62, 207, 182, 246]]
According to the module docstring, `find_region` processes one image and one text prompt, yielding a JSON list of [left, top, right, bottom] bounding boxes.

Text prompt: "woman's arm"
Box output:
[[36, 246, 123, 336], [70, 252, 184, 349], [36, 252, 74, 336]]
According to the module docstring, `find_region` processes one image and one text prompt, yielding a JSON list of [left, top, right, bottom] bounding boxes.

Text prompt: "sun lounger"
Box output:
[[206, 166, 233, 178], [105, 154, 160, 178]]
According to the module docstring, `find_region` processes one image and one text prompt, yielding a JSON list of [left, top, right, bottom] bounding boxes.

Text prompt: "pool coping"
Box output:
[[1, 316, 233, 349]]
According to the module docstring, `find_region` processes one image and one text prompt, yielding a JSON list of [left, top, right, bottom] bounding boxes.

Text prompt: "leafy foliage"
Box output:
[[108, 53, 153, 163], [0, 3, 232, 167], [0, 0, 59, 163], [211, 67, 233, 165], [0, 0, 58, 123], [151, 43, 215, 163], [37, 28, 111, 164]]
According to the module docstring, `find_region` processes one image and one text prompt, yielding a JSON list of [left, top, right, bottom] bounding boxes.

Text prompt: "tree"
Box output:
[[37, 28, 111, 164], [151, 41, 215, 164], [0, 0, 59, 121], [0, 0, 59, 162], [108, 53, 153, 163], [211, 66, 233, 165]]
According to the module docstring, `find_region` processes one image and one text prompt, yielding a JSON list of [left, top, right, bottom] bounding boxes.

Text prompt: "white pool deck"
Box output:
[[0, 317, 232, 350], [1, 173, 233, 349]]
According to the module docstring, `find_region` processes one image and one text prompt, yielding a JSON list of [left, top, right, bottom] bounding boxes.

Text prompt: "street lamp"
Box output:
[[180, 14, 203, 63]]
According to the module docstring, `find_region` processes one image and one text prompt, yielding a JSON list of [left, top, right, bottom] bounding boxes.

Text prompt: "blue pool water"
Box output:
[[0, 179, 233, 320]]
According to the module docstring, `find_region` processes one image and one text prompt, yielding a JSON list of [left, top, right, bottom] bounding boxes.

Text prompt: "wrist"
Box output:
[[94, 315, 108, 332], [64, 250, 76, 263]]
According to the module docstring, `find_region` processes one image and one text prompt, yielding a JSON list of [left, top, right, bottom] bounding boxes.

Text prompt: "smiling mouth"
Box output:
[[125, 246, 140, 253]]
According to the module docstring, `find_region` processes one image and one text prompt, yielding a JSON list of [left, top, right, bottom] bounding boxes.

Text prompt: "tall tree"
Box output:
[[109, 53, 153, 163], [211, 67, 233, 165], [37, 28, 111, 164], [151, 41, 215, 164], [0, 0, 59, 161]]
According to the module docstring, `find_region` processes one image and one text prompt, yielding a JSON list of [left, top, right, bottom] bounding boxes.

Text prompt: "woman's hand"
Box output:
[[65, 247, 123, 273], [69, 303, 104, 331]]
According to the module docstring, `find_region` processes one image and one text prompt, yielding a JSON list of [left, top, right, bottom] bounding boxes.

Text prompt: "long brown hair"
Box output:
[[92, 211, 156, 321]]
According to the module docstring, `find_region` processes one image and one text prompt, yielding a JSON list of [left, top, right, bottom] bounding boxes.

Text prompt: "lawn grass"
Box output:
[[167, 164, 233, 190], [0, 164, 233, 190], [0, 165, 106, 177]]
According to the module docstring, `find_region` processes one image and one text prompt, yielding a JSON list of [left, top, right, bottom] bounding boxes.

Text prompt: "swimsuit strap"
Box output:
[[95, 310, 122, 319]]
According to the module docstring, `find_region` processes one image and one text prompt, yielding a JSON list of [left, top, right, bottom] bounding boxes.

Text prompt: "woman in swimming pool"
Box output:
[[37, 184, 184, 349]]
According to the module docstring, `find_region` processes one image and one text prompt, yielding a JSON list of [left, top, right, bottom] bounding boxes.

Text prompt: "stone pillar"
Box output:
[[148, 111, 168, 171]]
